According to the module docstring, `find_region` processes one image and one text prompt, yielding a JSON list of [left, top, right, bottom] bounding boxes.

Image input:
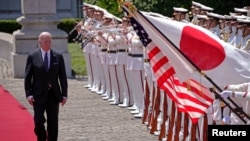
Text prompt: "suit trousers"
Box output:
[[33, 90, 59, 141]]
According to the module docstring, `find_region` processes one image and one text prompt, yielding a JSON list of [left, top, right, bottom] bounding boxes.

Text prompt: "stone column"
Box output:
[[12, 0, 72, 78]]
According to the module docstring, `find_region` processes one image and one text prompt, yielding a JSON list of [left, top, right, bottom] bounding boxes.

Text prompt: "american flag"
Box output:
[[128, 13, 214, 124]]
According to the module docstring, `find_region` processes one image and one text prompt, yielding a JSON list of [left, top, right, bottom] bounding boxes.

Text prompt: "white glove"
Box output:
[[220, 90, 232, 98]]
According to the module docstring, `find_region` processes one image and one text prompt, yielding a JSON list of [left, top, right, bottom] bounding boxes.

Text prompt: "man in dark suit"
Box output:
[[24, 31, 68, 141]]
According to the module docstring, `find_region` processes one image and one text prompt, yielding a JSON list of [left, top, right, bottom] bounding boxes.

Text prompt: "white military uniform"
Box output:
[[128, 35, 145, 118], [96, 32, 111, 99], [89, 20, 105, 93], [228, 26, 237, 45], [82, 17, 95, 89], [232, 28, 243, 49], [106, 33, 120, 104], [224, 83, 250, 124], [126, 30, 136, 108], [115, 32, 130, 107]]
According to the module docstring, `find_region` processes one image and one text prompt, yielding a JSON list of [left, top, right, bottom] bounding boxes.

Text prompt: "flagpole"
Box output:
[[135, 9, 250, 123], [120, 4, 249, 123]]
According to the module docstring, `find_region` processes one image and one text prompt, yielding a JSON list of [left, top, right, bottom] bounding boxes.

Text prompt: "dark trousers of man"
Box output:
[[33, 90, 59, 141]]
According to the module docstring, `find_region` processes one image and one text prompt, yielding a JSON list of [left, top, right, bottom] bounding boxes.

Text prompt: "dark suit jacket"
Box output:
[[24, 48, 68, 104]]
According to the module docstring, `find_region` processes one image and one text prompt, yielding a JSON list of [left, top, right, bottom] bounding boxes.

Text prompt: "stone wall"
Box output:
[[0, 0, 83, 20]]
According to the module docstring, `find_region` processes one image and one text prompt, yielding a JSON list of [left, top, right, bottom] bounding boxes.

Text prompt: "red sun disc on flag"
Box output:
[[179, 26, 226, 70]]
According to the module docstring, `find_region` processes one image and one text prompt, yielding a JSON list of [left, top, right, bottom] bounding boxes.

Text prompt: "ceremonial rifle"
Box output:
[[182, 113, 189, 141], [174, 111, 182, 141], [190, 123, 197, 141], [203, 114, 208, 141], [158, 93, 168, 140], [142, 79, 150, 124], [167, 101, 176, 141], [150, 86, 161, 134], [147, 82, 155, 129]]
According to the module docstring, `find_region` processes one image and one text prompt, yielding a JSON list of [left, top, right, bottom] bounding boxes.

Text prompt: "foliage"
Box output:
[[68, 43, 87, 76], [83, 0, 250, 18], [0, 20, 21, 34], [57, 18, 81, 34], [0, 18, 81, 42]]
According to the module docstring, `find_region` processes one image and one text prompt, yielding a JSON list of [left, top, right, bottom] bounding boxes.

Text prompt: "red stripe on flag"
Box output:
[[152, 57, 169, 73], [147, 46, 160, 59], [157, 67, 175, 88]]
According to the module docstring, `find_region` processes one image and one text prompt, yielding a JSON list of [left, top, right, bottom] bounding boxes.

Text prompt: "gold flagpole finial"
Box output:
[[117, 0, 124, 12], [122, 1, 137, 17], [186, 80, 191, 91]]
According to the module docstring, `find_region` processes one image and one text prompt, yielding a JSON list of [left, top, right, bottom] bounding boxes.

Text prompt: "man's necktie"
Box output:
[[44, 52, 49, 72]]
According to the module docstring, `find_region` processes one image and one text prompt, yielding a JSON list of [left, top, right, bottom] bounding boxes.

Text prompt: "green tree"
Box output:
[[83, 0, 250, 18]]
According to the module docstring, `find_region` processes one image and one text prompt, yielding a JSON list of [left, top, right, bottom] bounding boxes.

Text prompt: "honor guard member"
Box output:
[[234, 7, 248, 16], [190, 1, 203, 24], [230, 15, 248, 49], [221, 15, 233, 42], [116, 17, 132, 108], [221, 82, 250, 125], [242, 18, 250, 52], [199, 5, 214, 15], [96, 15, 114, 100], [196, 14, 209, 28], [82, 7, 95, 89], [237, 18, 250, 52], [89, 9, 105, 93], [129, 35, 144, 118], [82, 5, 90, 21], [81, 7, 94, 89], [125, 28, 138, 110], [172, 7, 190, 22], [227, 16, 238, 45], [206, 12, 223, 38], [106, 29, 120, 105]]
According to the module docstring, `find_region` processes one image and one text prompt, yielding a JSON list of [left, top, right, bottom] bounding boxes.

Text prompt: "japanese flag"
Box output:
[[135, 11, 250, 89]]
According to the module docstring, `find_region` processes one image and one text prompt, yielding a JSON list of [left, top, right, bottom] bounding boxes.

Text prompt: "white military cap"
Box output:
[[200, 5, 214, 11], [237, 18, 250, 24], [224, 15, 232, 20], [173, 7, 188, 13], [234, 8, 248, 13], [192, 1, 202, 7], [231, 15, 248, 19], [103, 14, 113, 19], [207, 12, 223, 19], [196, 14, 209, 20]]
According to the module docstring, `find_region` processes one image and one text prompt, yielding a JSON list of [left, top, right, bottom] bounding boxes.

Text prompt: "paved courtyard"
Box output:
[[0, 58, 157, 141]]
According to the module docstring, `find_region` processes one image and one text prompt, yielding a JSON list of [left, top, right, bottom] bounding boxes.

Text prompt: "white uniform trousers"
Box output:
[[84, 52, 93, 87], [91, 54, 101, 92], [144, 70, 154, 122], [116, 64, 129, 104], [109, 65, 120, 103], [102, 63, 111, 98], [131, 70, 144, 114], [96, 56, 106, 94], [212, 99, 222, 124], [126, 70, 134, 106]]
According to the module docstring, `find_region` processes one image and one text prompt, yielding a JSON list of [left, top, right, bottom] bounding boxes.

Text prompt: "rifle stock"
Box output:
[[158, 93, 168, 140], [182, 113, 189, 141], [147, 83, 155, 128], [190, 123, 197, 141], [174, 111, 182, 141], [150, 86, 161, 134], [203, 114, 208, 141], [167, 101, 176, 141], [142, 79, 150, 124]]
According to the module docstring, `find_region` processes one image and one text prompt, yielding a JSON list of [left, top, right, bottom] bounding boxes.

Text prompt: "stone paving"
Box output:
[[0, 58, 157, 141]]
